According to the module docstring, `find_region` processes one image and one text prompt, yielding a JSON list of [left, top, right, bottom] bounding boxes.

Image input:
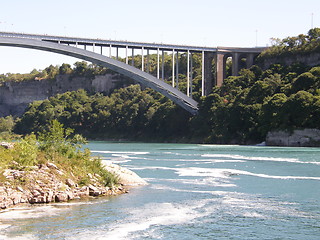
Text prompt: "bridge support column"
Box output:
[[215, 52, 225, 87], [176, 51, 179, 88], [202, 51, 215, 96], [132, 48, 134, 66], [141, 47, 144, 71], [190, 52, 193, 97], [147, 49, 150, 73], [187, 50, 190, 96], [162, 50, 165, 80], [126, 46, 129, 64], [186, 51, 194, 97], [116, 47, 119, 60], [201, 51, 204, 96], [232, 52, 240, 76], [246, 53, 255, 68], [157, 48, 160, 79], [172, 49, 175, 87]]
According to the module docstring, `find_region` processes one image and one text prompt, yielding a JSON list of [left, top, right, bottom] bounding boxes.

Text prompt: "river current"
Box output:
[[0, 142, 319, 239]]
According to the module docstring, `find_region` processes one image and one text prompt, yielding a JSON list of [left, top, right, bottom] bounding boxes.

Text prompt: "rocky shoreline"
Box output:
[[266, 129, 320, 147], [0, 162, 147, 210]]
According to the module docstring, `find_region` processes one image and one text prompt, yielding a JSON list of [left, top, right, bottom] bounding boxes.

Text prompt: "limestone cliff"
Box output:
[[266, 129, 320, 147], [0, 73, 130, 117], [258, 52, 320, 70]]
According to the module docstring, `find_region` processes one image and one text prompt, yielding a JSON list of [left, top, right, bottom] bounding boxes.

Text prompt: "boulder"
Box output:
[[46, 190, 54, 203], [66, 178, 76, 188], [74, 186, 89, 198], [66, 190, 74, 200], [88, 184, 101, 196], [55, 192, 69, 202], [102, 162, 148, 186], [11, 192, 22, 205], [47, 162, 59, 170]]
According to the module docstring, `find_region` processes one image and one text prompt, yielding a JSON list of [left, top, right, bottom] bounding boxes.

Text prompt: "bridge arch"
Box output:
[[0, 37, 198, 114]]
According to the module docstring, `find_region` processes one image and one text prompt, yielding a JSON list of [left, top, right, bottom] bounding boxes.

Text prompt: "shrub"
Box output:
[[13, 134, 38, 168]]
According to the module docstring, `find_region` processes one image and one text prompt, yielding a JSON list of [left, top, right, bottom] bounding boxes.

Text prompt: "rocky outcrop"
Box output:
[[258, 52, 320, 70], [0, 162, 137, 210], [266, 129, 320, 147], [102, 162, 148, 186]]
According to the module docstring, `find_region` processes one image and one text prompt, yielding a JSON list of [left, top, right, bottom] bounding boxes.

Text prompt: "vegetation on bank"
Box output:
[[1, 28, 320, 144], [0, 120, 119, 187], [257, 28, 320, 60], [14, 86, 191, 141], [12, 62, 320, 144], [193, 64, 320, 143]]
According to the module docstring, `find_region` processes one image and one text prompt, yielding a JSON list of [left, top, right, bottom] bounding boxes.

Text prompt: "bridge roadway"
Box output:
[[0, 32, 266, 114]]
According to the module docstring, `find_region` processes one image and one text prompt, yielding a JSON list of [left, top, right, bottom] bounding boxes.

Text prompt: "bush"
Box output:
[[0, 116, 15, 134], [13, 134, 38, 168]]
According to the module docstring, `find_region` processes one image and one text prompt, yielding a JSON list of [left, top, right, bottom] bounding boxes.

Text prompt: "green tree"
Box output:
[[73, 61, 89, 76], [308, 28, 320, 41], [260, 93, 288, 134], [59, 63, 73, 75], [0, 116, 15, 133], [291, 72, 316, 93], [38, 119, 87, 160], [283, 91, 315, 128]]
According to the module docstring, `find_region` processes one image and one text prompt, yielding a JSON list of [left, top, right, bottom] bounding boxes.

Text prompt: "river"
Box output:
[[0, 142, 320, 239]]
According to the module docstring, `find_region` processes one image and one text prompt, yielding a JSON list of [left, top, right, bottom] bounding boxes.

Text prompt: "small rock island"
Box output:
[[0, 120, 146, 210]]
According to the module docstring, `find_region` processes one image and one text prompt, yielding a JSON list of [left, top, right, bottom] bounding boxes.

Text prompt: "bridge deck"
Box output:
[[0, 32, 266, 53]]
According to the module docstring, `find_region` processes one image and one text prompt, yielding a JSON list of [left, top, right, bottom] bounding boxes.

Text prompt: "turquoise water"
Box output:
[[0, 142, 320, 239]]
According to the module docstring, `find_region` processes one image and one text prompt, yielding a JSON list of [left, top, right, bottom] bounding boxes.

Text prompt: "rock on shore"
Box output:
[[0, 162, 146, 210], [102, 161, 148, 186]]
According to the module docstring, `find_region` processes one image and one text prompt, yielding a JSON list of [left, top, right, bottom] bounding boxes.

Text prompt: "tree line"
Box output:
[[257, 28, 320, 60], [12, 62, 320, 144]]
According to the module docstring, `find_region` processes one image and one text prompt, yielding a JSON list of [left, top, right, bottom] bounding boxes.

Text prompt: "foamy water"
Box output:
[[1, 143, 319, 239]]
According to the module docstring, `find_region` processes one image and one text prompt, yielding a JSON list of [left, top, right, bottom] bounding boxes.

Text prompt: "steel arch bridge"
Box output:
[[0, 36, 199, 114]]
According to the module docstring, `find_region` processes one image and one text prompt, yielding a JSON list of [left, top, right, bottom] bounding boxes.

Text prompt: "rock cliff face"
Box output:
[[258, 52, 320, 70], [266, 129, 320, 147], [0, 73, 129, 117]]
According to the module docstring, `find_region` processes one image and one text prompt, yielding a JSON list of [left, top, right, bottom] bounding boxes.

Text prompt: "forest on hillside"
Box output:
[[1, 28, 320, 144]]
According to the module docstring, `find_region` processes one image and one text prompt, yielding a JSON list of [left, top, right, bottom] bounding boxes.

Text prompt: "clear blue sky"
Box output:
[[0, 0, 319, 73]]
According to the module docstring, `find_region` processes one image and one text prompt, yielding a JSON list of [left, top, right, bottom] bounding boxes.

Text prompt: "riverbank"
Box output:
[[87, 128, 320, 147], [0, 161, 147, 210]]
